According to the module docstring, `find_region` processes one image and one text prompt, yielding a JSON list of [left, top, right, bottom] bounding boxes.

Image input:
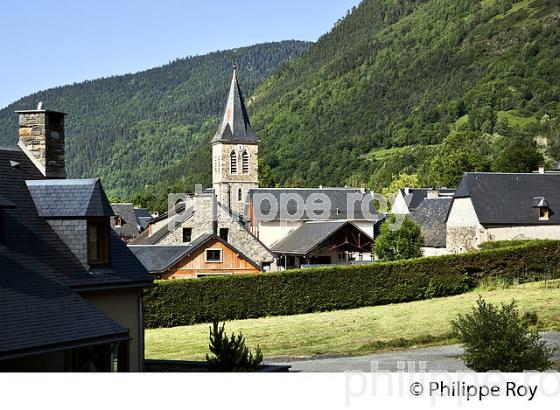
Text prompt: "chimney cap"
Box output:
[[15, 104, 66, 115]]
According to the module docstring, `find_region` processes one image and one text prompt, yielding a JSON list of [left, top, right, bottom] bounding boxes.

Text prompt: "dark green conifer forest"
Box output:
[[1, 0, 559, 212]]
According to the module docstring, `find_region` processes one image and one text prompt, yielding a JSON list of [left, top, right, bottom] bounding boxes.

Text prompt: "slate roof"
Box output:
[[129, 233, 261, 274], [129, 206, 194, 246], [111, 203, 141, 238], [211, 67, 259, 145], [399, 188, 455, 210], [134, 208, 153, 230], [271, 220, 372, 255], [453, 172, 560, 225], [247, 188, 381, 222], [26, 179, 114, 218], [0, 193, 15, 208], [410, 198, 452, 248], [0, 147, 151, 359]]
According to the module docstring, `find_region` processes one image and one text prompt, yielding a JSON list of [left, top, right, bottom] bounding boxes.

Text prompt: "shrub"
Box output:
[[452, 299, 554, 372], [206, 321, 263, 372], [144, 241, 560, 328], [374, 215, 423, 261]]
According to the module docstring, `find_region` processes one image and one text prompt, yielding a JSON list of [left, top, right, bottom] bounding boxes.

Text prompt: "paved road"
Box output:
[[269, 331, 560, 372]]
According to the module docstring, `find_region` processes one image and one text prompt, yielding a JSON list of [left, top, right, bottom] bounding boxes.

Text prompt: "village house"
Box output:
[[245, 188, 379, 268], [409, 196, 452, 257], [110, 203, 153, 242], [392, 188, 455, 215], [446, 171, 560, 253], [0, 106, 152, 371], [130, 233, 262, 279]]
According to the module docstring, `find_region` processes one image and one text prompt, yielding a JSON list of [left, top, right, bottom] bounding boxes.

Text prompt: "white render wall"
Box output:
[[485, 225, 560, 242], [258, 220, 304, 248], [447, 197, 560, 253], [391, 191, 410, 214]]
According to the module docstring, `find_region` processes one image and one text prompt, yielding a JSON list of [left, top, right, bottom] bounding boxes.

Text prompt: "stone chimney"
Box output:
[[16, 103, 66, 178], [427, 189, 439, 199]]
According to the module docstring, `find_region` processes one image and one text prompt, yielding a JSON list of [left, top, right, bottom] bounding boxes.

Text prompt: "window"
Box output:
[[337, 252, 346, 261], [219, 228, 229, 242], [539, 207, 550, 221], [114, 216, 124, 227], [206, 249, 222, 262], [182, 227, 192, 243], [238, 188, 243, 202], [87, 218, 109, 265], [242, 151, 249, 174], [230, 151, 237, 174]]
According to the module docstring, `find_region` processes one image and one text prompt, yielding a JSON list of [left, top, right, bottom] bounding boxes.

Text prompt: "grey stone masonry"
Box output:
[[48, 219, 89, 268], [159, 193, 275, 267], [16, 109, 66, 178]]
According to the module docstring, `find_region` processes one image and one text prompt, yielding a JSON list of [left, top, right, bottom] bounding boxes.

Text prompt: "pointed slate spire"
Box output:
[[211, 65, 260, 144]]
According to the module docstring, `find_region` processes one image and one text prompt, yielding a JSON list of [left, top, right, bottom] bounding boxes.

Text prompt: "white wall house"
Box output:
[[246, 188, 382, 266], [392, 188, 455, 214], [446, 172, 560, 253]]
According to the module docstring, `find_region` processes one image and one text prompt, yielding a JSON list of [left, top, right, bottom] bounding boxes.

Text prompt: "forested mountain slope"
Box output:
[[141, 0, 560, 213], [3, 0, 560, 213], [248, 0, 560, 189], [0, 41, 310, 199]]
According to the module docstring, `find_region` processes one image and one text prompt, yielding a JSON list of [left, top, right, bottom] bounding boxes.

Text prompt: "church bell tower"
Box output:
[[212, 66, 259, 215]]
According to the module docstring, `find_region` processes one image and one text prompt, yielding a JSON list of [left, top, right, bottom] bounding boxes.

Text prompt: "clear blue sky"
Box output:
[[0, 0, 361, 108]]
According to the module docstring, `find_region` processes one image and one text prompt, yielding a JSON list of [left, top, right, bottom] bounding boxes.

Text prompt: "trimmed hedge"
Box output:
[[144, 241, 560, 328]]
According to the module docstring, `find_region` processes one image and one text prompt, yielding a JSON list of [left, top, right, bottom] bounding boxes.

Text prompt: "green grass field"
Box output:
[[145, 280, 560, 361]]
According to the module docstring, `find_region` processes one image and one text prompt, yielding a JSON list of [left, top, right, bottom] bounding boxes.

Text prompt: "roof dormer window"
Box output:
[[114, 216, 124, 228], [533, 197, 551, 221], [88, 218, 110, 265]]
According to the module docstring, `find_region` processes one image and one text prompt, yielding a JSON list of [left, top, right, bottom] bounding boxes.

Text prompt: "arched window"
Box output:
[[242, 151, 249, 174], [230, 151, 237, 174], [238, 188, 243, 202]]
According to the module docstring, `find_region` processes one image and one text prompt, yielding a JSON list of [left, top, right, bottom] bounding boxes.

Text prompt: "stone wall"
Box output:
[[48, 219, 88, 267], [212, 143, 258, 216], [159, 194, 275, 268], [18, 111, 66, 178]]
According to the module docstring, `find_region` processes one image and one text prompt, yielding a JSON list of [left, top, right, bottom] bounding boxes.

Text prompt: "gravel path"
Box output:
[[269, 331, 560, 372]]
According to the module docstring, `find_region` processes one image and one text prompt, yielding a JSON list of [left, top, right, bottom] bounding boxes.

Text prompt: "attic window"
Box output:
[[533, 197, 551, 221], [219, 228, 229, 242], [182, 228, 192, 243], [87, 218, 109, 265], [206, 249, 222, 263], [114, 216, 124, 227]]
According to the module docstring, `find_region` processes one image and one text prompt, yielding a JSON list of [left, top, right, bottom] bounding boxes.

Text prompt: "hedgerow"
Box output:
[[144, 241, 560, 328]]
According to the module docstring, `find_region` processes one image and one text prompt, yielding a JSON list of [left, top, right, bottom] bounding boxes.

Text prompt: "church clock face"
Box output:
[[237, 144, 245, 152]]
